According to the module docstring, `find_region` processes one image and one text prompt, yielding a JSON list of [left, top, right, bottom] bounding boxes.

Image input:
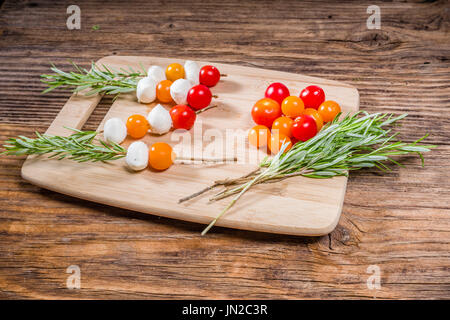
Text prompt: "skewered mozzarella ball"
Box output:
[[184, 60, 200, 85], [170, 78, 191, 105], [103, 117, 127, 144], [136, 77, 157, 103], [126, 141, 149, 171], [147, 65, 166, 83], [147, 104, 172, 135]]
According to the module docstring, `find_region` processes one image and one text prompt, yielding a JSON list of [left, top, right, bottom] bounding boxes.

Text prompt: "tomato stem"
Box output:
[[195, 104, 218, 114]]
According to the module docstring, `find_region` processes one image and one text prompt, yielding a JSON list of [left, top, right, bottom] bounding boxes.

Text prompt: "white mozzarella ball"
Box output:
[[170, 79, 191, 105], [126, 141, 149, 171], [147, 66, 166, 83], [103, 117, 127, 144], [147, 104, 172, 135], [136, 77, 157, 103], [184, 60, 200, 85]]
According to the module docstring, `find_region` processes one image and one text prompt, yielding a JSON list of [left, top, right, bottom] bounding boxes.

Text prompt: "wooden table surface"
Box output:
[[0, 0, 449, 299]]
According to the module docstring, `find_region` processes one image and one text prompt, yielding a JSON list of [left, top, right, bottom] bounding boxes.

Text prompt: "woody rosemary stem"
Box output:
[[201, 171, 263, 236], [210, 168, 313, 201], [178, 168, 261, 203]]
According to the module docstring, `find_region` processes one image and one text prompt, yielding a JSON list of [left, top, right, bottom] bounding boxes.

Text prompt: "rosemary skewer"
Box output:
[[41, 61, 146, 98], [1, 128, 126, 162], [1, 128, 238, 165], [40, 62, 224, 104], [178, 112, 435, 235]]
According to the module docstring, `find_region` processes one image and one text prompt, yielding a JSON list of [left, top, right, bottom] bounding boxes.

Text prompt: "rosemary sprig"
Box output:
[[1, 128, 126, 162], [41, 61, 146, 98], [178, 112, 435, 235]]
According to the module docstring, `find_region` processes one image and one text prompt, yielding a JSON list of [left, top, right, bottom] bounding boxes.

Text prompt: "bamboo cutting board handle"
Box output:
[[45, 92, 102, 136]]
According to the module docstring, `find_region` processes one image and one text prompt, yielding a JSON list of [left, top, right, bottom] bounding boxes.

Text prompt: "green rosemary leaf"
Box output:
[[41, 61, 146, 98], [1, 129, 126, 163]]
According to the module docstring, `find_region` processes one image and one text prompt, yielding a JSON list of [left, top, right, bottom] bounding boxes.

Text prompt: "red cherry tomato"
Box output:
[[251, 98, 282, 127], [265, 82, 290, 105], [299, 85, 325, 109], [303, 108, 323, 132], [291, 114, 317, 142], [199, 65, 220, 87], [187, 84, 212, 110], [170, 105, 196, 130]]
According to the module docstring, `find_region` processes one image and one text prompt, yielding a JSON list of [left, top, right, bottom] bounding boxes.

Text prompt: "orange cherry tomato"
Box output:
[[156, 80, 173, 103], [281, 96, 304, 118], [148, 142, 175, 171], [268, 133, 292, 154], [318, 100, 341, 123], [165, 63, 184, 82], [303, 108, 323, 132], [248, 125, 270, 148], [126, 114, 149, 139], [251, 98, 281, 127], [271, 116, 294, 138]]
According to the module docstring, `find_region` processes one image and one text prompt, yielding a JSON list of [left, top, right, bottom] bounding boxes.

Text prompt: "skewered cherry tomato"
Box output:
[[318, 100, 341, 123], [281, 96, 304, 118], [248, 125, 270, 148], [303, 108, 323, 132], [199, 65, 220, 87], [187, 84, 212, 110], [165, 63, 184, 82], [170, 105, 196, 130], [265, 82, 290, 105], [126, 114, 149, 139], [299, 85, 325, 109], [148, 142, 175, 171], [271, 116, 294, 138], [268, 133, 292, 154], [251, 98, 281, 127], [156, 80, 173, 103], [292, 114, 317, 142]]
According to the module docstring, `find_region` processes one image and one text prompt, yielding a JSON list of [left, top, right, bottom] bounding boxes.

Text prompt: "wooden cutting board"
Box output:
[[21, 56, 359, 236]]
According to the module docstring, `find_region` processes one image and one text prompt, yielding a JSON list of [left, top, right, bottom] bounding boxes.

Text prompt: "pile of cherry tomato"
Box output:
[[124, 63, 222, 171], [249, 83, 341, 154]]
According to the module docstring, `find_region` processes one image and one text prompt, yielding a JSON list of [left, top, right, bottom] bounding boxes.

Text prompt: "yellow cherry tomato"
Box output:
[[268, 133, 292, 154], [318, 100, 341, 123], [281, 96, 304, 118], [248, 125, 270, 148], [156, 80, 173, 103], [272, 116, 294, 138], [303, 108, 323, 132], [148, 142, 175, 171], [126, 114, 149, 139], [165, 63, 185, 82]]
